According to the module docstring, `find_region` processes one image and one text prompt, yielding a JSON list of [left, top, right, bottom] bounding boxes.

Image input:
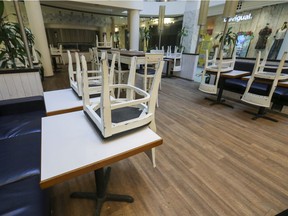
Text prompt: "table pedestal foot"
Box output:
[[70, 167, 134, 216], [204, 97, 234, 108], [244, 108, 278, 122]]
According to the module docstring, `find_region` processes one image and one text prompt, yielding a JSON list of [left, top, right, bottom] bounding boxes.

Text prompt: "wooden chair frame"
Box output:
[[111, 51, 130, 98], [82, 55, 164, 167], [199, 48, 236, 94], [241, 51, 288, 108]]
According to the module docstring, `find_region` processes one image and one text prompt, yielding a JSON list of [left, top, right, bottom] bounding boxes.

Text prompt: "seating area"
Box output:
[[2, 1, 288, 216], [0, 95, 49, 215], [221, 53, 288, 118], [41, 68, 288, 216]]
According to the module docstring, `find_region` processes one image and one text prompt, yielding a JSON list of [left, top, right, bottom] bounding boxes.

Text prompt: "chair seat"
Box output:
[[206, 67, 233, 73], [136, 68, 156, 75], [224, 79, 269, 95], [255, 72, 288, 80], [96, 107, 143, 123]]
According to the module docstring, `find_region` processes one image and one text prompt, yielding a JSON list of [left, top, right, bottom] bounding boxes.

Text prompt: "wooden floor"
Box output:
[[43, 66, 288, 216]]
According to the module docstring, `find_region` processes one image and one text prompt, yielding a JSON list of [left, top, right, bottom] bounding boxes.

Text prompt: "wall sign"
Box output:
[[224, 13, 253, 23]]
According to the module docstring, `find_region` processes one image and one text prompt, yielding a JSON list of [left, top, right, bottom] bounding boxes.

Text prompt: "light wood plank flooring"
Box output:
[[43, 66, 288, 216]]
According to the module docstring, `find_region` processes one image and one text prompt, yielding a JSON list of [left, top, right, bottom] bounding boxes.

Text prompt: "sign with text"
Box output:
[[224, 13, 253, 23]]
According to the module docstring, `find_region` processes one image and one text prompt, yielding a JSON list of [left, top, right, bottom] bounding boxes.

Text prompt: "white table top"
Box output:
[[44, 88, 100, 116], [41, 111, 162, 189]]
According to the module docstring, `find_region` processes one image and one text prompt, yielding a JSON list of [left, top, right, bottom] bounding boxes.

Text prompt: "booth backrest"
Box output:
[[0, 69, 43, 101]]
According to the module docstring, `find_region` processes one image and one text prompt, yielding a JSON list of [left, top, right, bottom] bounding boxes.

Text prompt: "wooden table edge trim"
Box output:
[[40, 138, 163, 189], [46, 106, 82, 116]]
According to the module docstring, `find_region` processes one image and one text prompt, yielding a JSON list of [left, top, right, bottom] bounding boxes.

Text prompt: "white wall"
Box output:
[[141, 2, 186, 17]]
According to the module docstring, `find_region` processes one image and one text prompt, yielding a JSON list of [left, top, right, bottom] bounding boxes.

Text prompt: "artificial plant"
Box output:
[[0, 0, 35, 68], [141, 26, 151, 51], [215, 27, 238, 47]]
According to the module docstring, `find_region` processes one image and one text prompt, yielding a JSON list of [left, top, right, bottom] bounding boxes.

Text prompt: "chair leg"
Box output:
[[61, 55, 65, 65], [117, 72, 121, 98], [151, 148, 156, 168]]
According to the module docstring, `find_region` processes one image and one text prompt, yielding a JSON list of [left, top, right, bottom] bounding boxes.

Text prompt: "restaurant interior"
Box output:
[[1, 0, 288, 216]]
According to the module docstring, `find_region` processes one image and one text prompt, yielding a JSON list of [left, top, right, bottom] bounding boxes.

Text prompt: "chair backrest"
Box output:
[[74, 52, 83, 96], [111, 50, 122, 71], [59, 44, 63, 54], [141, 53, 163, 91], [67, 50, 75, 85], [174, 46, 178, 54], [166, 46, 171, 57], [172, 47, 184, 72], [81, 53, 115, 106]]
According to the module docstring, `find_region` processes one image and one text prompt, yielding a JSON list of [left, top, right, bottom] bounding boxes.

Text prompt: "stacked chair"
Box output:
[[111, 50, 130, 98], [96, 35, 113, 49], [171, 46, 184, 73], [81, 55, 164, 167], [67, 50, 106, 97], [199, 48, 236, 95], [136, 53, 164, 107], [49, 44, 65, 65], [241, 51, 288, 121]]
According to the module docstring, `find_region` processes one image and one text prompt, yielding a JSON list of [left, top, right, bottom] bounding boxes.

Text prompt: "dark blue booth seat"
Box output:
[[0, 111, 43, 140], [0, 133, 41, 186], [0, 96, 49, 215], [0, 175, 49, 216], [224, 79, 269, 96], [224, 60, 288, 109]]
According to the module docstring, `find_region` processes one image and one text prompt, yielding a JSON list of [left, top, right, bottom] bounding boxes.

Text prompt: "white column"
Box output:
[[24, 0, 54, 77], [182, 0, 201, 53], [128, 9, 140, 51]]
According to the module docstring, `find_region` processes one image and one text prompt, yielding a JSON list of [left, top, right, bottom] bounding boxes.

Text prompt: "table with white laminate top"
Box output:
[[44, 88, 100, 116], [41, 111, 163, 215]]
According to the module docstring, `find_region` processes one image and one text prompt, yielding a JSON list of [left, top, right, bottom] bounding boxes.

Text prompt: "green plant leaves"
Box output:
[[0, 2, 35, 68]]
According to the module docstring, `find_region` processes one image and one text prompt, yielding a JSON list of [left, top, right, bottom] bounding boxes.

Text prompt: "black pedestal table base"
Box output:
[[70, 167, 134, 216]]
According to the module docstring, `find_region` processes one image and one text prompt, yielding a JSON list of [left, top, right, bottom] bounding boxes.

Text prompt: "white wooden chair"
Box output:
[[111, 51, 130, 98], [199, 48, 236, 94], [136, 53, 164, 92], [166, 46, 172, 57], [50, 44, 65, 65], [92, 47, 101, 70], [172, 47, 184, 72], [241, 51, 288, 121], [67, 50, 78, 94], [136, 53, 163, 107], [82, 55, 164, 167], [96, 35, 113, 48], [72, 51, 107, 97]]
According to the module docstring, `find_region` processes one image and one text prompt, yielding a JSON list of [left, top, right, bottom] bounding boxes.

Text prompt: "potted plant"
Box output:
[[141, 26, 151, 52], [214, 27, 237, 57], [0, 0, 35, 69]]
